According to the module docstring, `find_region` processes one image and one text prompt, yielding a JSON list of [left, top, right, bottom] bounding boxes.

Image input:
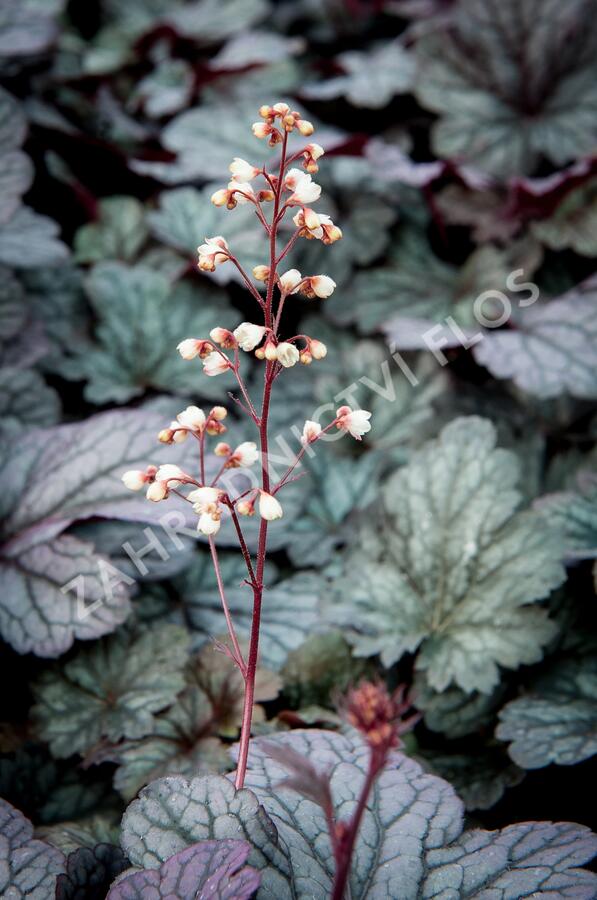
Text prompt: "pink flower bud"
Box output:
[[177, 339, 202, 360], [309, 338, 328, 359], [197, 236, 229, 271], [214, 442, 231, 456], [301, 420, 322, 444], [122, 469, 148, 491], [237, 498, 255, 516], [297, 118, 314, 136], [209, 327, 236, 348]]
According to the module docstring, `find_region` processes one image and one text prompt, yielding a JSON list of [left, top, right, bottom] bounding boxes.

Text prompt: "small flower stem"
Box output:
[[208, 535, 246, 676], [209, 457, 231, 487], [226, 253, 265, 309], [275, 229, 301, 267], [232, 347, 260, 423], [272, 422, 335, 493], [235, 131, 288, 790], [227, 502, 258, 588]]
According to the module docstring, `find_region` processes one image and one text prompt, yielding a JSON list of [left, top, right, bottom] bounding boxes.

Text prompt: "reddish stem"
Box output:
[[235, 131, 288, 790], [330, 754, 381, 900], [208, 535, 246, 676]]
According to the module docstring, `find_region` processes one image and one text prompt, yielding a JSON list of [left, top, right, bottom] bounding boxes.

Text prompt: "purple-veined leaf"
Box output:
[[107, 839, 260, 899]]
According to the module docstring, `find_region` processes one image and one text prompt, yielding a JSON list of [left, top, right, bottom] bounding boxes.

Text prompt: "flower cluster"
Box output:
[[120, 101, 372, 791], [344, 682, 418, 755]]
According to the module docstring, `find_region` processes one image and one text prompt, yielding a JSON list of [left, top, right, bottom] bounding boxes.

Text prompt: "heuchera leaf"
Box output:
[[325, 417, 565, 693], [120, 772, 291, 897], [58, 262, 236, 403], [532, 177, 597, 256], [534, 470, 597, 558], [55, 843, 129, 900], [0, 743, 114, 825], [415, 0, 597, 178], [74, 197, 148, 264], [0, 408, 201, 656], [326, 226, 524, 338], [0, 206, 69, 269], [107, 839, 260, 899], [165, 0, 268, 42], [0, 266, 26, 341], [1, 407, 201, 549], [419, 750, 524, 811], [134, 59, 194, 119], [0, 533, 132, 658], [302, 40, 415, 108], [281, 631, 372, 709], [112, 641, 274, 800], [473, 276, 597, 399], [496, 656, 597, 768], [0, 91, 32, 226], [0, 797, 65, 898], [0, 366, 61, 436], [413, 676, 506, 739], [32, 624, 190, 757], [132, 100, 345, 183], [121, 730, 597, 898]]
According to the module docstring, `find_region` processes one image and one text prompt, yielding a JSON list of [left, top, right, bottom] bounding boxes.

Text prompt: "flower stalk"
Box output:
[[121, 101, 372, 790]]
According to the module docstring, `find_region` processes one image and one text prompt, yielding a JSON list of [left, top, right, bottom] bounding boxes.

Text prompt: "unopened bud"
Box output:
[[237, 498, 255, 516], [297, 119, 314, 136], [210, 406, 228, 421], [309, 339, 327, 360], [209, 327, 236, 349], [264, 341, 278, 361], [158, 428, 174, 443], [253, 265, 270, 281], [300, 351, 312, 365], [214, 442, 231, 456]]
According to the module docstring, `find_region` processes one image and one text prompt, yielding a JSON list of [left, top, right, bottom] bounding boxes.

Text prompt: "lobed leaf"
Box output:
[[32, 624, 190, 757], [496, 656, 597, 768], [0, 797, 65, 897], [325, 417, 565, 693]]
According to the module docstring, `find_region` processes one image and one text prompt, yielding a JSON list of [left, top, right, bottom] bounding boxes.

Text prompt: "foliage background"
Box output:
[[0, 0, 596, 889]]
